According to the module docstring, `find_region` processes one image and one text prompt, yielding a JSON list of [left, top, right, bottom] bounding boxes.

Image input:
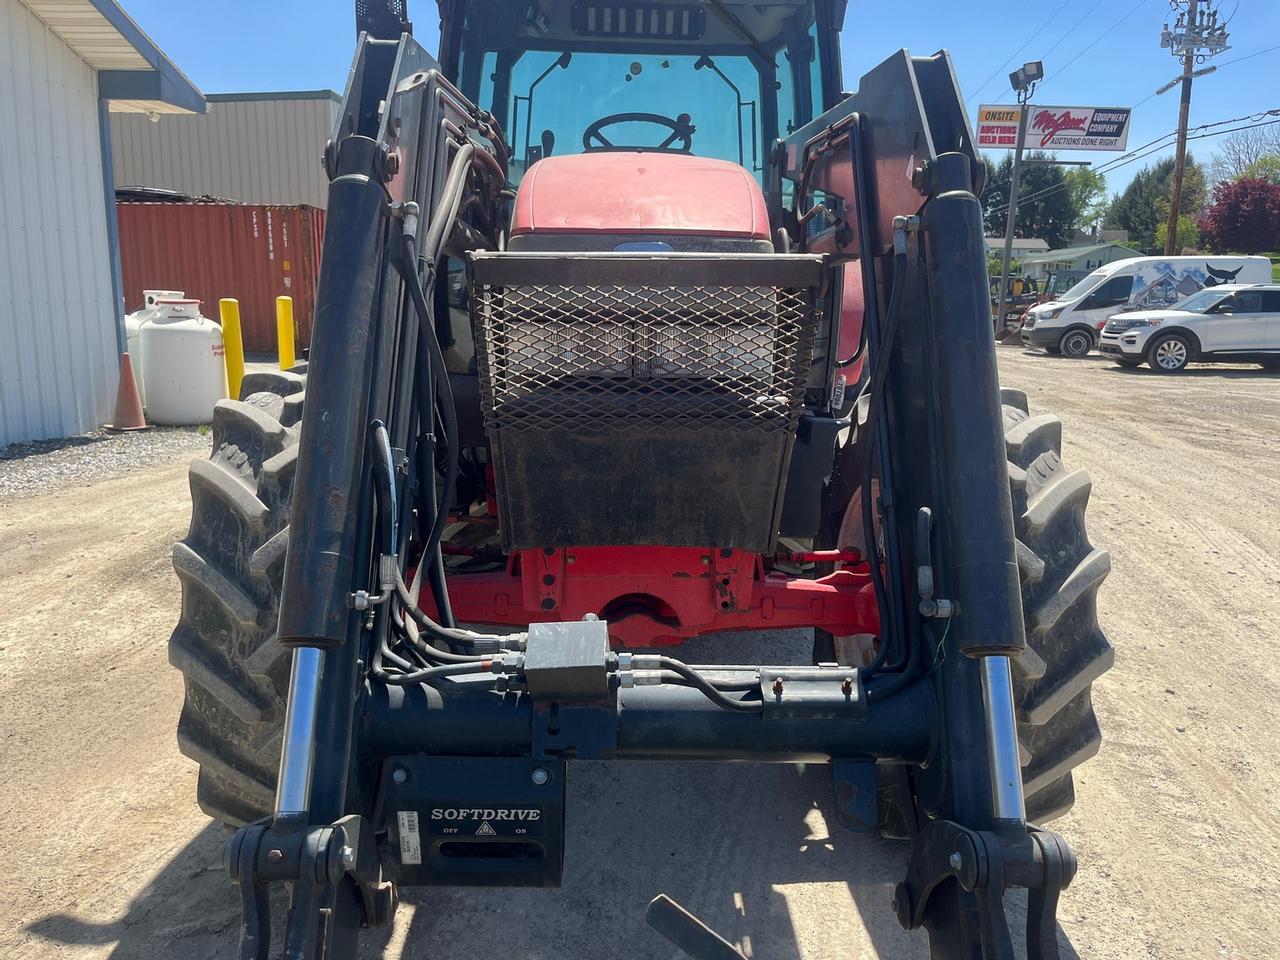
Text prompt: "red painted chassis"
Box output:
[[422, 544, 881, 648]]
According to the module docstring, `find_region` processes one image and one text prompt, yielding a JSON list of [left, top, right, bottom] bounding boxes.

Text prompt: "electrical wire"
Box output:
[[987, 114, 1280, 217], [1213, 42, 1280, 68], [964, 0, 1072, 107], [1029, 0, 1148, 94], [988, 0, 1108, 105], [983, 109, 1280, 218]]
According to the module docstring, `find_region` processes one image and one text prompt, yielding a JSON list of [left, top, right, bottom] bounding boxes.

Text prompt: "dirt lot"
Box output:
[[1, 348, 1277, 959]]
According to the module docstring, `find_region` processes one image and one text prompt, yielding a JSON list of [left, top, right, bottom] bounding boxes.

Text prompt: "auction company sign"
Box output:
[[975, 104, 1132, 152]]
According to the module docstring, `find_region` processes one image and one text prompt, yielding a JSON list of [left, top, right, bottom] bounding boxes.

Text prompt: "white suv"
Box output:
[[1098, 284, 1280, 373]]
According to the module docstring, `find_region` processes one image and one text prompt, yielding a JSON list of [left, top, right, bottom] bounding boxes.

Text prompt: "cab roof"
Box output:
[[437, 0, 847, 50]]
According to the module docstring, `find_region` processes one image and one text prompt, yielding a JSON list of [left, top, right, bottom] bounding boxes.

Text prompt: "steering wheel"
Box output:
[[582, 112, 695, 153]]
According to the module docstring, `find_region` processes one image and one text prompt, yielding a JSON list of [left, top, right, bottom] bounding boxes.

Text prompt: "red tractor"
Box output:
[[168, 2, 1113, 957]]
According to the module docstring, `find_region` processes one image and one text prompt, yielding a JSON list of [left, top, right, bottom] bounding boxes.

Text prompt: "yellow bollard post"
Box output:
[[219, 298, 245, 400], [276, 295, 296, 370]]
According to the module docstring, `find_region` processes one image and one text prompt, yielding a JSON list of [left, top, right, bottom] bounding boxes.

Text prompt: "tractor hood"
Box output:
[[510, 153, 770, 240]]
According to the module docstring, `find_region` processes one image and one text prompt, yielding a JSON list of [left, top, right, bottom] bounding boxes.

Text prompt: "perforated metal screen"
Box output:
[[471, 268, 821, 436]]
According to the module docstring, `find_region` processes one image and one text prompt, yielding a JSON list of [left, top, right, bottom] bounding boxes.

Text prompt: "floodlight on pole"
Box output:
[[1008, 60, 1044, 103], [994, 60, 1044, 340]]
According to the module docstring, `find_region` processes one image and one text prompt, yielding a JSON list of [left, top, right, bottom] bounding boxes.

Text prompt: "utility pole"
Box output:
[[1160, 0, 1229, 254], [995, 61, 1043, 339]]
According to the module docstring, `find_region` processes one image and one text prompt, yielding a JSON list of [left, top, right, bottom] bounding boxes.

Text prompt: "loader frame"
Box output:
[[225, 12, 1078, 960]]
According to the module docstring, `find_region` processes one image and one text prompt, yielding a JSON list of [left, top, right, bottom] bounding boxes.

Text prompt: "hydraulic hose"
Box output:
[[369, 421, 397, 560], [393, 568, 492, 652], [396, 234, 460, 623], [376, 656, 499, 686], [856, 243, 910, 679], [655, 657, 763, 713]]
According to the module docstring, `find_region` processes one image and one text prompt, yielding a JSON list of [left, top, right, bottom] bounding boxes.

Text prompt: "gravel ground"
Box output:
[[1, 348, 1278, 959], [0, 360, 283, 503], [0, 428, 210, 502]]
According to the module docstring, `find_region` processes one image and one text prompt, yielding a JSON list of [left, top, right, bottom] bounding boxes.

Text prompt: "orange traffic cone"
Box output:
[[105, 353, 149, 431]]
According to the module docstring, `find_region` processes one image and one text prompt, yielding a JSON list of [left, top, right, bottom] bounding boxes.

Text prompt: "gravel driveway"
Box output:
[[0, 348, 1277, 959]]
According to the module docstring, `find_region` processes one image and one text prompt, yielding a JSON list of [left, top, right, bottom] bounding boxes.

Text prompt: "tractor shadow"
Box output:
[[24, 821, 253, 959], [24, 631, 1079, 959]]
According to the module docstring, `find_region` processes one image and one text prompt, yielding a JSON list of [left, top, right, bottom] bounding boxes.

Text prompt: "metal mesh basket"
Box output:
[[467, 252, 826, 551], [471, 255, 823, 437]]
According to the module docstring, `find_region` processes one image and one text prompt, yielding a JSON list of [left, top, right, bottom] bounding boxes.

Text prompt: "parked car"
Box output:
[[1020, 255, 1273, 357], [1098, 284, 1280, 372]]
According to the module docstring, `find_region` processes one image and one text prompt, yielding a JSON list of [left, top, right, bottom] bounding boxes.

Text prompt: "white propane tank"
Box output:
[[124, 289, 184, 409], [140, 299, 228, 425]]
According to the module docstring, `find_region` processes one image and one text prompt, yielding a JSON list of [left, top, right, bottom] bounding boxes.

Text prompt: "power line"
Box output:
[[964, 0, 1072, 106], [1033, 0, 1149, 92], [984, 116, 1280, 218], [1038, 0, 1107, 61], [990, 0, 1107, 103], [982, 110, 1280, 217], [1214, 42, 1280, 68]]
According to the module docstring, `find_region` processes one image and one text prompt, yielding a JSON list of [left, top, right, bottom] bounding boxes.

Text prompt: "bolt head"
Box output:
[[531, 766, 550, 786], [341, 845, 355, 868], [266, 848, 284, 864], [772, 677, 785, 695], [392, 767, 409, 784], [949, 851, 963, 871]]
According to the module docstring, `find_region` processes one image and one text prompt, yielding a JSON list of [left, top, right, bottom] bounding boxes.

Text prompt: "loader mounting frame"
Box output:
[[225, 14, 1078, 960]]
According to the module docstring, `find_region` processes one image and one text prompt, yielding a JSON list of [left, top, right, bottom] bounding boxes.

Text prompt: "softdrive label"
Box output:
[[428, 807, 543, 837]]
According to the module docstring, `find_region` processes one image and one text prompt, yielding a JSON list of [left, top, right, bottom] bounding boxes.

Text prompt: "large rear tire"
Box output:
[[168, 372, 304, 825]]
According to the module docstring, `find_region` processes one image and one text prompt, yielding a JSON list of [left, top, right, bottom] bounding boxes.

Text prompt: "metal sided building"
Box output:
[[0, 0, 203, 447], [110, 91, 341, 207]]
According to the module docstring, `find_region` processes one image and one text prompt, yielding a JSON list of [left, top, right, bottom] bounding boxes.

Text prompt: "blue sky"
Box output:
[[123, 0, 1280, 197]]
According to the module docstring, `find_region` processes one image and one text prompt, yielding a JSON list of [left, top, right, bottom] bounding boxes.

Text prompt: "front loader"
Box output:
[[168, 1, 1114, 956]]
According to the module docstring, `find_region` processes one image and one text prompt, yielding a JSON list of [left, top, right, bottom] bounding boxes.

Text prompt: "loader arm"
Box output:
[[221, 7, 1081, 960]]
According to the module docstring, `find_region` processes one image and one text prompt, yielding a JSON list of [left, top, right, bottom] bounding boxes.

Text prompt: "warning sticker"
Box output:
[[476, 820, 497, 836], [397, 810, 423, 865]]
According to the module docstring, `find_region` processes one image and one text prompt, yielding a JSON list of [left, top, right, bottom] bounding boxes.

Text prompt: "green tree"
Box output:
[[1105, 155, 1206, 252], [1064, 166, 1108, 236], [1154, 217, 1200, 253], [980, 151, 1077, 249], [1240, 155, 1280, 185]]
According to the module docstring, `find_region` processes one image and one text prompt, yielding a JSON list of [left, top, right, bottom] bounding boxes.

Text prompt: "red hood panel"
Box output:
[[511, 153, 769, 239]]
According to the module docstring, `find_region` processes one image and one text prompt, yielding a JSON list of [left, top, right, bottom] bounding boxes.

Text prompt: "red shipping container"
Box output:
[[116, 202, 325, 353]]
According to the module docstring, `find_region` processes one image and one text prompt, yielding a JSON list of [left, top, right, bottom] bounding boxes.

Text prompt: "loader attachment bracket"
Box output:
[[227, 814, 395, 960], [894, 820, 1077, 960]]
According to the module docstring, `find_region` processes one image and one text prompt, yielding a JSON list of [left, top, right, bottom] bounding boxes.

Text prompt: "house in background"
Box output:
[[985, 237, 1050, 260], [1, 0, 202, 446], [1020, 242, 1141, 290], [110, 90, 341, 208]]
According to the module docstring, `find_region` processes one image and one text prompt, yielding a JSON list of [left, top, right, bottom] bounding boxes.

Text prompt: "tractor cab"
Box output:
[[439, 0, 844, 201]]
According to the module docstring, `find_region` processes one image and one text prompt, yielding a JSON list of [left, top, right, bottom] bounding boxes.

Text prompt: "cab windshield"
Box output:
[[452, 0, 831, 181]]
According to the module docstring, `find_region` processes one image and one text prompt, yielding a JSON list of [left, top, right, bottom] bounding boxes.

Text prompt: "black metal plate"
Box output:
[[383, 756, 567, 887]]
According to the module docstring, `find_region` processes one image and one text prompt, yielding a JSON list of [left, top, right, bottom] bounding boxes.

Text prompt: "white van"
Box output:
[[1020, 255, 1273, 357]]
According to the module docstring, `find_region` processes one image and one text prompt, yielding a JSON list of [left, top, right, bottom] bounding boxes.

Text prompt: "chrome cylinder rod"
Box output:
[[274, 646, 324, 821], [980, 654, 1027, 825]]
